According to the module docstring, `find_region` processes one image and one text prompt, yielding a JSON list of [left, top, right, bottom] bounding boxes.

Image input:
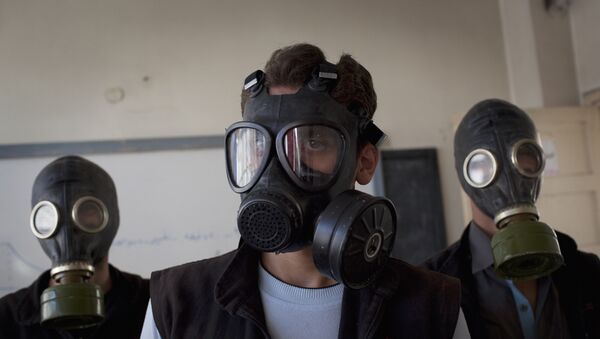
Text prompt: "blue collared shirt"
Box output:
[[468, 223, 570, 339]]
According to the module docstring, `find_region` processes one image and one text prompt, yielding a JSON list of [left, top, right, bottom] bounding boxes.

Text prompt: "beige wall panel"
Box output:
[[538, 121, 591, 176], [537, 191, 598, 246]]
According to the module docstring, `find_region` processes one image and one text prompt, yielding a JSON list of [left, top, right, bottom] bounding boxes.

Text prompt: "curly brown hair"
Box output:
[[240, 43, 377, 120]]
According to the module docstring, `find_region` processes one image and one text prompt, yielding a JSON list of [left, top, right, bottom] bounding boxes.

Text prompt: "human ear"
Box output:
[[355, 143, 379, 185]]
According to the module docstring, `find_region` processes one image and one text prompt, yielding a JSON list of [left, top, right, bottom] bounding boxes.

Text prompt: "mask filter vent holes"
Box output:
[[238, 193, 300, 252]]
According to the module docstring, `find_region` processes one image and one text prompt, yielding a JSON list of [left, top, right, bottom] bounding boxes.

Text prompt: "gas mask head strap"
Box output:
[[308, 62, 339, 92], [354, 106, 386, 146], [243, 70, 265, 97], [309, 62, 386, 146], [242, 64, 386, 146]]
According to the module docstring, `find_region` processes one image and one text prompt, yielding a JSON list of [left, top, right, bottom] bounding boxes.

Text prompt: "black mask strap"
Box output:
[[244, 70, 265, 97], [361, 121, 386, 146], [351, 105, 386, 146], [308, 62, 338, 92], [244, 66, 385, 146]]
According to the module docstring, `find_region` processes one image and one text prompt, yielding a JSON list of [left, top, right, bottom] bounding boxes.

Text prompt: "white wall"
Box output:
[[530, 0, 579, 106], [499, 0, 545, 107], [569, 0, 600, 96], [498, 0, 579, 108], [0, 0, 510, 249]]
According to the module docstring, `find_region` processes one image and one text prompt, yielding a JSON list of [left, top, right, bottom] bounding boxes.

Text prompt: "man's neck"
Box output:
[[470, 200, 498, 237], [514, 279, 538, 313], [92, 258, 113, 294], [261, 247, 337, 288]]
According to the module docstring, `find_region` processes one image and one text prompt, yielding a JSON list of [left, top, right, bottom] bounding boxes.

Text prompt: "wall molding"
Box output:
[[0, 135, 224, 159]]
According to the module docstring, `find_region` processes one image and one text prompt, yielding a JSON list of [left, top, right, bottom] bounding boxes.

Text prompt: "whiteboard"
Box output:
[[0, 144, 375, 297]]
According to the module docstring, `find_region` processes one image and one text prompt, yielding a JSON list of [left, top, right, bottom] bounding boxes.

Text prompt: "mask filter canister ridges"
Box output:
[[313, 190, 396, 289], [491, 220, 563, 280], [40, 283, 104, 329]]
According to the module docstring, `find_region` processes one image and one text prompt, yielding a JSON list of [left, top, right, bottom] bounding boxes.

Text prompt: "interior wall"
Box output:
[[498, 0, 579, 108], [569, 0, 600, 97], [498, 0, 545, 108], [0, 0, 510, 246], [530, 0, 579, 106]]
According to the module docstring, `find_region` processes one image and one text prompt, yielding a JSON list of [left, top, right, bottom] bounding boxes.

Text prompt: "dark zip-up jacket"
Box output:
[[150, 244, 461, 339], [0, 264, 149, 339], [423, 225, 600, 339]]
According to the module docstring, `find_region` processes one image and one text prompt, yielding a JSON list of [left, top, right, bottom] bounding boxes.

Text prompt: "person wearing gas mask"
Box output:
[[140, 43, 461, 339], [0, 155, 150, 339], [424, 99, 600, 339]]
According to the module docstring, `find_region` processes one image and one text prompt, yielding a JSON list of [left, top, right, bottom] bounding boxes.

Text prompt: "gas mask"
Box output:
[[30, 156, 119, 329], [225, 65, 396, 288], [455, 99, 563, 280]]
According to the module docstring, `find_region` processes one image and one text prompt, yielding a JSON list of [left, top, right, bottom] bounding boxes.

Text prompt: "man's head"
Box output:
[[226, 43, 396, 288], [454, 99, 543, 224], [31, 155, 119, 267], [454, 99, 562, 279], [30, 155, 118, 328], [241, 43, 377, 151]]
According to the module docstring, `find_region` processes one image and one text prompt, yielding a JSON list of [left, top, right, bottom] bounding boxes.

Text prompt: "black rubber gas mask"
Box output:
[[225, 66, 396, 288], [30, 156, 119, 329], [455, 99, 563, 280]]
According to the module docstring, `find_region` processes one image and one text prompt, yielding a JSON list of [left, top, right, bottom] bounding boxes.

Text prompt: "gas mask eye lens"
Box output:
[[464, 149, 497, 188], [31, 201, 59, 239], [72, 197, 108, 233], [283, 125, 344, 187], [226, 126, 270, 190], [512, 140, 544, 177]]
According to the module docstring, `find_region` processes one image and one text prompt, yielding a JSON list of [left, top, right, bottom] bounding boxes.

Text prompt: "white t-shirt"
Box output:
[[258, 264, 344, 339]]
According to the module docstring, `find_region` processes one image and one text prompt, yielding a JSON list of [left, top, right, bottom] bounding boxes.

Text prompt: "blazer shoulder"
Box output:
[[421, 241, 462, 274], [389, 258, 461, 300]]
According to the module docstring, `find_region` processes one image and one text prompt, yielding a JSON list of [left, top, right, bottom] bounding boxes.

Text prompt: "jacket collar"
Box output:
[[451, 223, 489, 339], [16, 270, 50, 326], [337, 258, 411, 338], [469, 222, 494, 273], [214, 243, 267, 331], [550, 231, 587, 337]]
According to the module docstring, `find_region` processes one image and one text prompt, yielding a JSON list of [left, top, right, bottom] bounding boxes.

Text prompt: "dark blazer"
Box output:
[[0, 264, 149, 339], [423, 225, 600, 339], [150, 243, 461, 339]]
